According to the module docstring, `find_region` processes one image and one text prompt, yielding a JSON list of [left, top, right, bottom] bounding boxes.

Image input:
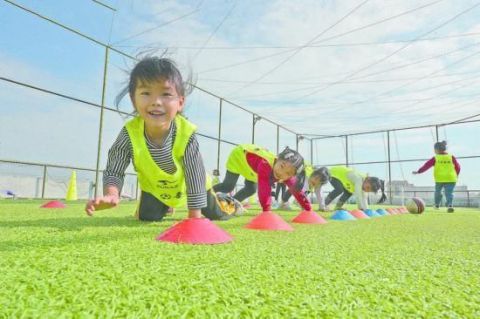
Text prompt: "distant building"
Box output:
[[388, 180, 477, 207]]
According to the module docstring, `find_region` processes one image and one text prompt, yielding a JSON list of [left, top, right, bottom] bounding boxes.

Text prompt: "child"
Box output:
[[85, 57, 237, 221], [306, 167, 331, 211], [412, 140, 460, 213], [212, 169, 221, 185], [272, 182, 287, 209], [275, 163, 315, 210], [321, 166, 386, 211], [213, 144, 313, 213]]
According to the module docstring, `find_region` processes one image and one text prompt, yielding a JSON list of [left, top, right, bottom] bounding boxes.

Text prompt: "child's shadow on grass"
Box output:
[[0, 216, 184, 252], [0, 216, 184, 231]]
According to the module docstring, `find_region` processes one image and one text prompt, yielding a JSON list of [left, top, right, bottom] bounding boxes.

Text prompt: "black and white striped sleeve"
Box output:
[[183, 133, 207, 209], [103, 127, 132, 193]]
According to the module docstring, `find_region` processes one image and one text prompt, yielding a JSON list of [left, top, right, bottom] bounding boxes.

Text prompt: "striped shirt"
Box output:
[[103, 120, 207, 209]]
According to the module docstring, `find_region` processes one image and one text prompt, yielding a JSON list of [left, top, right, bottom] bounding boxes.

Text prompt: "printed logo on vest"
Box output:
[[157, 180, 178, 189]]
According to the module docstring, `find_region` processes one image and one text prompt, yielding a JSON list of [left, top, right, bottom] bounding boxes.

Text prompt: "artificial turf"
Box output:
[[0, 200, 479, 318]]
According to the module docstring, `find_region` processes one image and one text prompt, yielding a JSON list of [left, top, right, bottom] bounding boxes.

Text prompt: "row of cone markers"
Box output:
[[41, 193, 408, 245]]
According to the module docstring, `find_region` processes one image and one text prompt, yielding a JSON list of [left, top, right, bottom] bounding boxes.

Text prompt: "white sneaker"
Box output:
[[271, 200, 280, 209], [280, 202, 292, 210], [233, 199, 246, 216]]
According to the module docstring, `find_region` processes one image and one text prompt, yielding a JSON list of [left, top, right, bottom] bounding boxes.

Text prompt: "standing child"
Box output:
[[213, 144, 313, 213], [412, 140, 460, 213], [85, 57, 237, 221], [321, 166, 386, 211]]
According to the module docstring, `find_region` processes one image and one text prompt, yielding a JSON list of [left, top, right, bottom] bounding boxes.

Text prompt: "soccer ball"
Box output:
[[406, 197, 425, 214]]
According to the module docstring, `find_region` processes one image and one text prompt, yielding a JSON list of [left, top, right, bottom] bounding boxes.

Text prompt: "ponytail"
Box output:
[[434, 140, 447, 152], [368, 177, 387, 204], [377, 179, 387, 204]]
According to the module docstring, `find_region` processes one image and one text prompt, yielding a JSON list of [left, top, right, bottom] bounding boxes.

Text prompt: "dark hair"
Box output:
[[368, 177, 387, 204], [115, 56, 193, 112], [434, 140, 447, 152], [311, 167, 330, 186], [278, 147, 305, 191]]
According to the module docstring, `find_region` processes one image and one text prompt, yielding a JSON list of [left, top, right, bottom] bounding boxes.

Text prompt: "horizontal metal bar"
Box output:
[[4, 0, 300, 136], [91, 0, 116, 11], [310, 118, 480, 140], [316, 155, 480, 167], [0, 159, 136, 176]]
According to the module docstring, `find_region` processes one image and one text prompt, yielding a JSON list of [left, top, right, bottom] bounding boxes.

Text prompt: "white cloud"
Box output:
[[3, 0, 480, 188]]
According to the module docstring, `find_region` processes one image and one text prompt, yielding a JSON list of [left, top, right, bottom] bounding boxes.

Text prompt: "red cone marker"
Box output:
[[245, 211, 293, 231], [156, 218, 233, 244], [40, 200, 66, 208], [292, 210, 327, 224]]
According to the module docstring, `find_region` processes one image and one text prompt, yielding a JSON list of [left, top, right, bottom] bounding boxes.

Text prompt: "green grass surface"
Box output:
[[1, 200, 479, 318]]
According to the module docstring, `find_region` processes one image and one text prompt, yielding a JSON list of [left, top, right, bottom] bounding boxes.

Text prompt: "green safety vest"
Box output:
[[434, 154, 457, 182], [329, 166, 366, 193], [126, 115, 196, 207], [226, 144, 276, 182], [305, 164, 314, 178], [304, 164, 314, 191]]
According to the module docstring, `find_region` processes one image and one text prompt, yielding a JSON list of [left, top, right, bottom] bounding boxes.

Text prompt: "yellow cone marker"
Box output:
[[66, 170, 78, 201]]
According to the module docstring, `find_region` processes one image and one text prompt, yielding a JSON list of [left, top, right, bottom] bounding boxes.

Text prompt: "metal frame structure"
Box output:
[[1, 0, 300, 198], [2, 1, 479, 206]]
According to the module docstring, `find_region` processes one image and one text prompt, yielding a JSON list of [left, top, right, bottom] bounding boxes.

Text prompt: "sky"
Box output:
[[1, 0, 480, 190]]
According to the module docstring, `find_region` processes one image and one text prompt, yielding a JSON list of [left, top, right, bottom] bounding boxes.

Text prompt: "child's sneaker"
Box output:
[[280, 202, 292, 210], [447, 206, 454, 213]]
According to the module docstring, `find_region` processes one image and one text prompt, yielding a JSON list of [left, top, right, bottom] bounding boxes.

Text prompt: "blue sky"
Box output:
[[1, 0, 480, 190]]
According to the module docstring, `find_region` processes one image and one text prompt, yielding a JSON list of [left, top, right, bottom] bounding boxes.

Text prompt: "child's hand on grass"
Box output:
[[85, 195, 119, 216]]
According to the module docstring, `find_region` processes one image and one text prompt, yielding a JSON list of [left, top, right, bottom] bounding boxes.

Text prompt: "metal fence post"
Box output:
[[216, 98, 223, 171], [94, 46, 110, 197], [41, 165, 47, 199], [310, 138, 313, 165], [345, 135, 349, 167], [276, 125, 280, 154], [252, 114, 256, 144], [387, 131, 392, 205]]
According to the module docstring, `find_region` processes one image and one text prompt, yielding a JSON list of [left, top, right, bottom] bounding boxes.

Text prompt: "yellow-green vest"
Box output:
[[305, 164, 314, 191], [329, 166, 366, 193], [305, 164, 314, 178], [226, 144, 276, 182], [434, 154, 457, 182], [126, 115, 196, 207]]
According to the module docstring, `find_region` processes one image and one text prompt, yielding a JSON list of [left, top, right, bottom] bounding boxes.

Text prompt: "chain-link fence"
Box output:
[[0, 1, 301, 200]]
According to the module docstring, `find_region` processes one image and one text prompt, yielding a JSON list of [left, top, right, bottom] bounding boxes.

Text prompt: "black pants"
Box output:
[[276, 183, 296, 203], [324, 177, 352, 208], [138, 191, 233, 221], [212, 170, 257, 203]]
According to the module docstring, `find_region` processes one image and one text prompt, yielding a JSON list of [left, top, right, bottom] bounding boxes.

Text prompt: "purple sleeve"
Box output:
[[452, 156, 461, 175], [417, 157, 435, 173], [285, 177, 312, 211]]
